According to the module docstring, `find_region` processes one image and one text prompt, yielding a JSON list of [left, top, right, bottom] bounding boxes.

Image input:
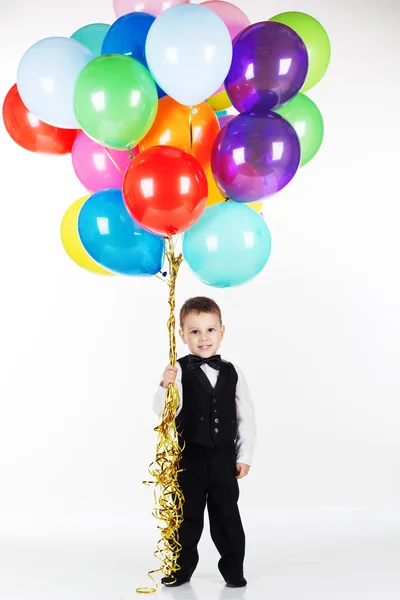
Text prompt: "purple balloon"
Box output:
[[217, 114, 235, 128], [225, 21, 309, 113], [211, 111, 301, 202]]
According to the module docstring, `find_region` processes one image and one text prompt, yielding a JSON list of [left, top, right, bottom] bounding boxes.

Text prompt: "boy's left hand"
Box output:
[[236, 463, 250, 479]]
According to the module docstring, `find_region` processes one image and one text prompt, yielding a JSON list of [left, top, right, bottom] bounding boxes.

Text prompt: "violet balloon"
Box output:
[[225, 21, 309, 113], [211, 112, 301, 203], [217, 114, 235, 128]]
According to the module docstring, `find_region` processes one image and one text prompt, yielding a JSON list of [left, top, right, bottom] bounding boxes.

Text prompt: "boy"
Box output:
[[153, 297, 256, 588]]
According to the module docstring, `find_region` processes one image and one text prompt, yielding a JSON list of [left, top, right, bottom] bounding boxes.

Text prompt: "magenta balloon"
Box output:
[[71, 131, 138, 192], [225, 21, 309, 113], [211, 112, 301, 202]]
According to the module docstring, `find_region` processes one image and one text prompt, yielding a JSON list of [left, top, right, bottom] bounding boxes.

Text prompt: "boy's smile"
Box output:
[[179, 311, 225, 358]]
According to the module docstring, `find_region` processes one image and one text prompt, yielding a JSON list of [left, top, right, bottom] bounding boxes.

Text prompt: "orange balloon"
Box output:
[[139, 96, 220, 170], [206, 169, 263, 213]]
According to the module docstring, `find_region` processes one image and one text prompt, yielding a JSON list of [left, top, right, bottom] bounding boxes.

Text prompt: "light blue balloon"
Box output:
[[145, 4, 232, 106], [71, 23, 110, 57], [183, 203, 272, 288], [101, 12, 165, 98], [78, 189, 165, 276], [17, 36, 93, 129]]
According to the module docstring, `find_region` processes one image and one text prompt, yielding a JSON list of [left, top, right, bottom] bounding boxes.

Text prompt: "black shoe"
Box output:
[[161, 576, 191, 587], [226, 577, 247, 588]]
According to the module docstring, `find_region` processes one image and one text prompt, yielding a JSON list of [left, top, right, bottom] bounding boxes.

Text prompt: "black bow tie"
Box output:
[[188, 354, 222, 371]]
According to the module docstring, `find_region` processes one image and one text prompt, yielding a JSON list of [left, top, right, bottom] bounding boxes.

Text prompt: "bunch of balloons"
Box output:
[[2, 1, 330, 288]]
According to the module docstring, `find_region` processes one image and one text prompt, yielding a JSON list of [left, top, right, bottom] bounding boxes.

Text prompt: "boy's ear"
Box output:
[[220, 324, 226, 339], [179, 329, 187, 344]]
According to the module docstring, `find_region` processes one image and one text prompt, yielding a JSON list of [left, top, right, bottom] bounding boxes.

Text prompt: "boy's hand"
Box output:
[[236, 463, 250, 479], [162, 365, 178, 389]]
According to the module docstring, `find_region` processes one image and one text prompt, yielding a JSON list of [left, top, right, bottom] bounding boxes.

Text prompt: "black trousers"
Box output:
[[175, 440, 245, 581]]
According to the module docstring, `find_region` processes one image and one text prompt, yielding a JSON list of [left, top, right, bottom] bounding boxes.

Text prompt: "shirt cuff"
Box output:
[[236, 452, 252, 467]]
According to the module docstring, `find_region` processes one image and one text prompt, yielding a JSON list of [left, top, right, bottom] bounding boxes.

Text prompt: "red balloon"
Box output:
[[2, 84, 78, 154], [123, 146, 208, 236]]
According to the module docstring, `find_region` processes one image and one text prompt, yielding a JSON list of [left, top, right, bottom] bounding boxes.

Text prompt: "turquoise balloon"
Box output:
[[183, 203, 272, 288], [71, 23, 110, 57]]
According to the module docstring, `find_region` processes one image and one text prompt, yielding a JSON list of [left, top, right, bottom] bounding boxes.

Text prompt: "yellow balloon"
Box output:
[[206, 170, 263, 213], [207, 89, 232, 112], [60, 196, 113, 276]]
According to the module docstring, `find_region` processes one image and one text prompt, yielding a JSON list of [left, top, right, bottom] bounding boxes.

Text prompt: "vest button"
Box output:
[[213, 398, 217, 403], [214, 428, 219, 434], [214, 409, 218, 414], [215, 418, 219, 424]]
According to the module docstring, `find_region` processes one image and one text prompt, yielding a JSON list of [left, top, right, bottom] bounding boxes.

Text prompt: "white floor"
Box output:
[[0, 510, 399, 600]]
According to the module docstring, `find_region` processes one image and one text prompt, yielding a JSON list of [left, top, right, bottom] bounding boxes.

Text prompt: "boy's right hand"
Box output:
[[162, 365, 178, 388]]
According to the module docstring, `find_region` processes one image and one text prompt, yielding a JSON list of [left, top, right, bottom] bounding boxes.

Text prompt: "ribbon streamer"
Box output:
[[137, 236, 185, 594], [104, 147, 123, 175]]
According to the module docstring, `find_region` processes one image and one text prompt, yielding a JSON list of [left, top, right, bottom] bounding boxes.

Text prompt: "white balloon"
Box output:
[[145, 4, 232, 106], [17, 37, 93, 129]]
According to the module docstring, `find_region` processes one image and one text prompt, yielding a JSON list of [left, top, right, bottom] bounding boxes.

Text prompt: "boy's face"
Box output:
[[179, 311, 225, 358]]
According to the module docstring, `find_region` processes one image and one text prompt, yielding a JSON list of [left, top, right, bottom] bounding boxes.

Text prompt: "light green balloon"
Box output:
[[73, 54, 158, 151], [269, 11, 331, 92], [274, 93, 324, 167]]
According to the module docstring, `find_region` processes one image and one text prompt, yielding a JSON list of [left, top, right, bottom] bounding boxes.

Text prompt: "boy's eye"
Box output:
[[191, 328, 215, 334]]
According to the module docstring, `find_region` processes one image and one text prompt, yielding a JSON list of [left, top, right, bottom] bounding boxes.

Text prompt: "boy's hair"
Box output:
[[179, 297, 222, 329]]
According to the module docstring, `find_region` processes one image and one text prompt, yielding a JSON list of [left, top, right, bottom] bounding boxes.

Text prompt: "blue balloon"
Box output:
[[71, 23, 110, 57], [183, 203, 271, 288], [78, 189, 165, 276], [101, 12, 165, 98]]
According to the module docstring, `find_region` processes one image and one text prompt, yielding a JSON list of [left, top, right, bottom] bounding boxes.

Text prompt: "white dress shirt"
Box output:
[[153, 359, 257, 466]]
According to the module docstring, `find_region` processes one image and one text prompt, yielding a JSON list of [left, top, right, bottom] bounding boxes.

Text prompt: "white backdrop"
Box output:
[[1, 0, 400, 597]]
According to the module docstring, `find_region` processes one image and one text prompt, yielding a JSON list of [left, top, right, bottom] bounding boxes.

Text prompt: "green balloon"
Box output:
[[74, 54, 158, 150], [274, 93, 324, 167], [269, 12, 331, 92]]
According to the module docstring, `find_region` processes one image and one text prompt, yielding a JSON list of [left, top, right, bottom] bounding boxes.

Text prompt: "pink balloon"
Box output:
[[113, 0, 189, 18], [202, 1, 251, 97], [200, 1, 251, 40], [71, 131, 138, 192]]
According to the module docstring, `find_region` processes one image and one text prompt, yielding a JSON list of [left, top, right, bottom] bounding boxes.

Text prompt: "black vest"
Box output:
[[176, 355, 238, 448]]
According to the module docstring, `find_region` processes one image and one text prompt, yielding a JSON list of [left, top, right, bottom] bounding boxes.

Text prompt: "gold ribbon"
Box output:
[[137, 236, 185, 594], [104, 147, 123, 175], [189, 108, 194, 152]]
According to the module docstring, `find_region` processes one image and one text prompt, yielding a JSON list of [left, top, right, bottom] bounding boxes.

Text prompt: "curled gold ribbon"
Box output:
[[137, 236, 185, 594]]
